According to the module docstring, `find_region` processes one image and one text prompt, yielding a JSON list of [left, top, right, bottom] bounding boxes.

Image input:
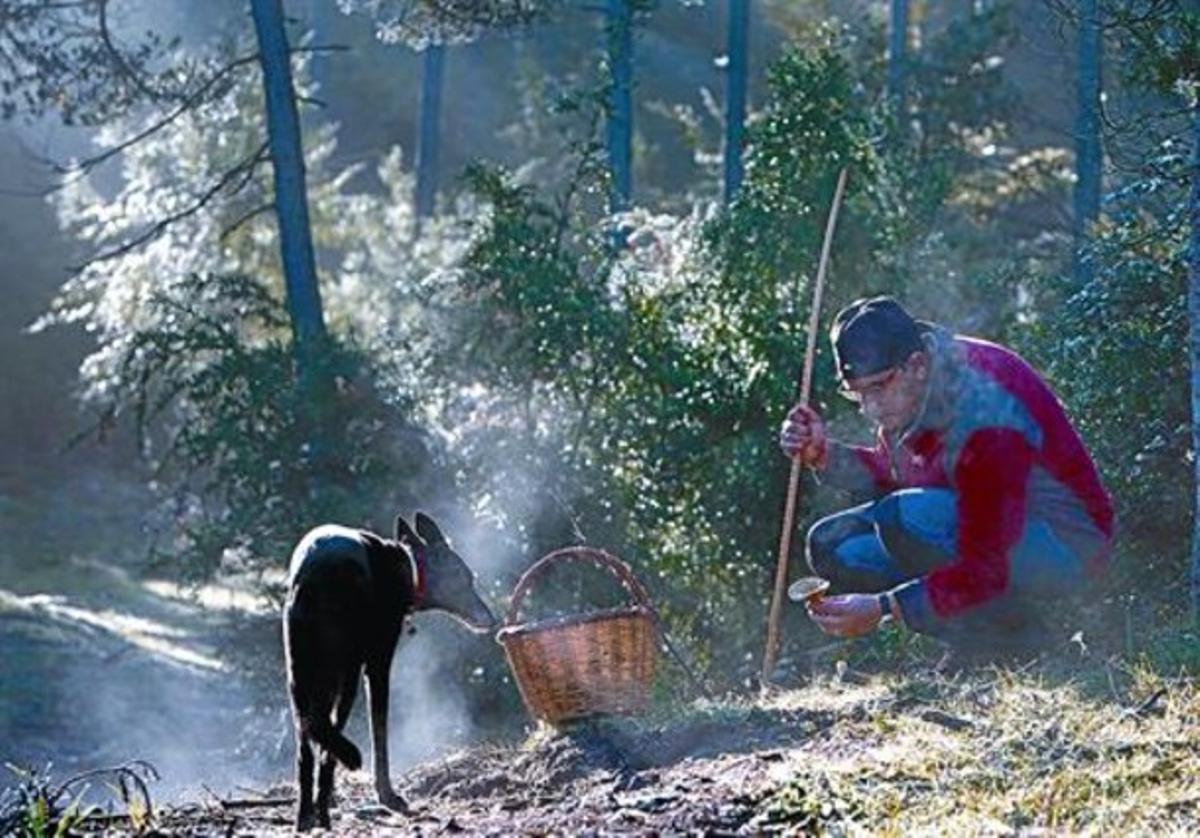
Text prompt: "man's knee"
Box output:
[[873, 492, 909, 557], [805, 518, 840, 579], [874, 491, 954, 574], [874, 492, 902, 533], [805, 511, 871, 579]]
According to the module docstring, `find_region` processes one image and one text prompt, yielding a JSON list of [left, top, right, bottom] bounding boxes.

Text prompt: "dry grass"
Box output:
[[17, 650, 1198, 836], [754, 656, 1200, 835]]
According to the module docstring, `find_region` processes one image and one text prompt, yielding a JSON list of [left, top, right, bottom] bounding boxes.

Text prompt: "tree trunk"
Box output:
[[606, 0, 633, 213], [250, 0, 328, 354], [1073, 0, 1103, 286], [888, 0, 909, 110], [723, 0, 749, 204], [1188, 95, 1200, 621], [249, 0, 332, 460], [415, 43, 446, 231]]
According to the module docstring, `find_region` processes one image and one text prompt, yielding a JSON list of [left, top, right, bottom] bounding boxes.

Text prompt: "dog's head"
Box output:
[[395, 512, 497, 633]]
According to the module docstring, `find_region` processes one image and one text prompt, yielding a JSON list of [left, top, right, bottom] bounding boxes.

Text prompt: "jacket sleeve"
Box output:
[[822, 433, 898, 496], [891, 427, 1033, 631]]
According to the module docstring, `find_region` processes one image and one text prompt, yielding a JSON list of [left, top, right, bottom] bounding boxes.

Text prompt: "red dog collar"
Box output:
[[407, 542, 427, 605]]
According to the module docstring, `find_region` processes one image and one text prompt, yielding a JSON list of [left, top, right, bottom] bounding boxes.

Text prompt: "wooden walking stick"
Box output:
[[761, 166, 849, 685]]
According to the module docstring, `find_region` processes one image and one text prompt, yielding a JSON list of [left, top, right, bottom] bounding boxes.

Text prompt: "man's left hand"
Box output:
[[806, 593, 883, 638]]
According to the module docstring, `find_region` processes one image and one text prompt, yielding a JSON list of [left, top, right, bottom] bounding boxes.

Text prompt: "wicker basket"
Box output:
[[496, 547, 658, 724]]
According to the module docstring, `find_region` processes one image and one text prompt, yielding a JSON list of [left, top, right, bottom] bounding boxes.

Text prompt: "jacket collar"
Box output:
[[896, 325, 961, 446]]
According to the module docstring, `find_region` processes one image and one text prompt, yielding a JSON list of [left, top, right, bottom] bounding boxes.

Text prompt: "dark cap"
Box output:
[[830, 296, 925, 381]]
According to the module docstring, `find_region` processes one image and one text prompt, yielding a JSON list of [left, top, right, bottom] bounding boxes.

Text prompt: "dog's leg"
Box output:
[[365, 648, 409, 813], [287, 610, 318, 832], [295, 730, 316, 832], [314, 746, 335, 830], [315, 669, 360, 828]]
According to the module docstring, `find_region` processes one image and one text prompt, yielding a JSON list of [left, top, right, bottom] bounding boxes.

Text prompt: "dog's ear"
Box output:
[[414, 512, 446, 547], [395, 514, 419, 544]]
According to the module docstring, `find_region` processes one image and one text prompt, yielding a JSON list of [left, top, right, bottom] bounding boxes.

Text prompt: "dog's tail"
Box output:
[[303, 718, 363, 770]]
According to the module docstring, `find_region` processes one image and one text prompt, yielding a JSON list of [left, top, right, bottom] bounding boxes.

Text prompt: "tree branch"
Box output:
[[97, 0, 177, 104], [74, 141, 270, 270], [220, 201, 274, 241], [52, 52, 262, 180], [52, 43, 347, 182]]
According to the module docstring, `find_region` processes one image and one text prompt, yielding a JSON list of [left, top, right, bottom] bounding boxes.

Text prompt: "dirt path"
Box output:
[[87, 700, 840, 836], [4, 545, 1198, 835], [0, 558, 288, 793], [79, 658, 1200, 836]]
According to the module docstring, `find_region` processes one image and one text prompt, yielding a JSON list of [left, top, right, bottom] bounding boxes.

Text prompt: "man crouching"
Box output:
[[780, 296, 1113, 651]]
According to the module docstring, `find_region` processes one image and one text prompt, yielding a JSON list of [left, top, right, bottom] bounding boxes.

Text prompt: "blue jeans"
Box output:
[[806, 488, 1088, 643]]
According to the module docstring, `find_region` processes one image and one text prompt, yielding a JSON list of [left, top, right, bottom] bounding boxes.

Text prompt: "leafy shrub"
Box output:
[[1023, 155, 1192, 604], [83, 272, 431, 590], [428, 25, 1011, 684]]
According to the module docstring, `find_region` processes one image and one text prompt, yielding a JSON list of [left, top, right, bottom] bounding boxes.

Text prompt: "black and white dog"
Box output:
[[283, 512, 496, 831]]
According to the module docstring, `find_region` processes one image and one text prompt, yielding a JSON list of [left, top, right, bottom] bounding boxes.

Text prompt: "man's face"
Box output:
[[839, 351, 929, 434]]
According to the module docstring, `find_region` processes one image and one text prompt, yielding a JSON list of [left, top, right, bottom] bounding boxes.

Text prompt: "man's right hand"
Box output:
[[779, 403, 828, 468]]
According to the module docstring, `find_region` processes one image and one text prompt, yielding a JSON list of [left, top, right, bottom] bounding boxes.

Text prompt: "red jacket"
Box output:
[[823, 327, 1113, 625]]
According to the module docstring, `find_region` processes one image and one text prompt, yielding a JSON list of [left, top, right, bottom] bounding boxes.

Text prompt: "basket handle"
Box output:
[[505, 546, 655, 627]]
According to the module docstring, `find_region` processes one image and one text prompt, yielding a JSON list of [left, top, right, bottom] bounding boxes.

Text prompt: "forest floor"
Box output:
[[10, 647, 1200, 836], [4, 479, 1200, 835]]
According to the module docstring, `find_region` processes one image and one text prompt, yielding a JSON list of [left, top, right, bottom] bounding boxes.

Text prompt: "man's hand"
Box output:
[[806, 593, 883, 638], [779, 403, 828, 468]]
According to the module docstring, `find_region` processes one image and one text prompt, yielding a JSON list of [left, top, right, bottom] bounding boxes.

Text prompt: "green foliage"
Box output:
[[430, 22, 1016, 685], [338, 0, 557, 49], [0, 1, 186, 127], [0, 764, 100, 838], [1023, 148, 1191, 594], [50, 0, 1183, 704], [456, 161, 623, 390], [1106, 1, 1200, 95], [1017, 1, 1199, 604], [758, 774, 867, 832], [906, 5, 1017, 167], [709, 34, 875, 290], [92, 272, 428, 586], [1136, 621, 1200, 674], [32, 40, 459, 583]]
